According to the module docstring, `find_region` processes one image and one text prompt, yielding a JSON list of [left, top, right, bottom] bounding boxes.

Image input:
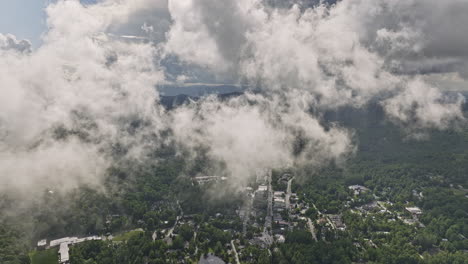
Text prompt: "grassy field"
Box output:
[[30, 248, 58, 264], [112, 229, 144, 242]]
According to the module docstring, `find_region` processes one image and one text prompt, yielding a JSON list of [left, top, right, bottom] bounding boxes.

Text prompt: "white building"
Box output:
[[274, 191, 285, 197], [194, 176, 227, 185], [275, 234, 286, 243], [37, 239, 47, 248], [348, 185, 370, 195], [50, 237, 78, 248], [59, 243, 70, 264], [405, 207, 423, 216], [49, 236, 102, 264]]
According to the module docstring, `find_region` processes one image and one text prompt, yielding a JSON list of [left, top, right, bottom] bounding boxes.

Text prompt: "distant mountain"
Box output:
[[159, 89, 468, 113], [159, 92, 243, 110], [265, 0, 338, 9], [157, 84, 244, 97]]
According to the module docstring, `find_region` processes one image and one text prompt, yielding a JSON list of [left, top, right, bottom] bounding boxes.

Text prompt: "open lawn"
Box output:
[[112, 229, 144, 242], [30, 248, 58, 264]]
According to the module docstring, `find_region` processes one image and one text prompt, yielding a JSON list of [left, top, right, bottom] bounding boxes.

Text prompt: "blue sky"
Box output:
[[0, 0, 97, 47], [0, 0, 50, 47]]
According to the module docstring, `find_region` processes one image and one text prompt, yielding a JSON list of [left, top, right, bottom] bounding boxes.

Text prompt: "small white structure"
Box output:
[[258, 185, 268, 192], [405, 207, 423, 216], [274, 197, 285, 203], [348, 185, 370, 195], [274, 191, 284, 197], [50, 237, 78, 248], [194, 176, 227, 185], [75, 236, 102, 244], [275, 234, 286, 243], [37, 239, 47, 248]]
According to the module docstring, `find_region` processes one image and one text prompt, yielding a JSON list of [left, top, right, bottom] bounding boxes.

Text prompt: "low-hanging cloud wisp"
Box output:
[[0, 0, 466, 198]]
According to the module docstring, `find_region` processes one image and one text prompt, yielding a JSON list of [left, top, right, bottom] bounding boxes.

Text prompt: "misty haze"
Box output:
[[0, 0, 468, 264]]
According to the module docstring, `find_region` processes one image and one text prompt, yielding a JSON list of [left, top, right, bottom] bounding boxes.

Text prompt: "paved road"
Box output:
[[231, 240, 241, 264], [307, 218, 318, 241], [311, 202, 322, 216], [166, 215, 181, 238], [194, 232, 198, 256], [242, 195, 253, 235], [261, 169, 274, 245], [286, 177, 294, 230], [285, 178, 293, 211], [166, 200, 182, 238], [264, 169, 273, 234]]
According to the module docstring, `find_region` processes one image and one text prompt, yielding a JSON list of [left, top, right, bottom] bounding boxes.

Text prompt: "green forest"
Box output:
[[1, 103, 468, 264]]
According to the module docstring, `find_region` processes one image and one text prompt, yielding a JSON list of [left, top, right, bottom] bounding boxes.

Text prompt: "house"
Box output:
[[277, 174, 290, 185], [274, 191, 285, 197], [328, 214, 346, 231], [348, 185, 370, 195], [194, 176, 227, 185], [273, 213, 283, 222], [37, 239, 47, 249], [273, 197, 285, 207], [275, 234, 286, 243], [405, 207, 423, 217], [275, 220, 289, 228], [360, 201, 381, 213]]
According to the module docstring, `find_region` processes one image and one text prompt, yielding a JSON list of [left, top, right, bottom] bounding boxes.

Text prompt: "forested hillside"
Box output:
[[1, 99, 468, 263]]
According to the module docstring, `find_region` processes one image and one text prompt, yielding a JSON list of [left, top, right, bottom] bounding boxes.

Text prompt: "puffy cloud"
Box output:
[[0, 0, 167, 194], [0, 0, 467, 198], [382, 79, 465, 131], [165, 0, 466, 126], [239, 2, 398, 107], [0, 139, 108, 197], [171, 92, 353, 185], [352, 0, 468, 78], [0, 33, 31, 53]]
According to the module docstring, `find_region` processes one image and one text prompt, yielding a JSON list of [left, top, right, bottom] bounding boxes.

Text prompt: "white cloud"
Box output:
[[165, 0, 466, 125], [0, 33, 31, 53], [382, 79, 465, 130], [171, 92, 353, 185], [0, 0, 167, 194], [0, 0, 467, 198]]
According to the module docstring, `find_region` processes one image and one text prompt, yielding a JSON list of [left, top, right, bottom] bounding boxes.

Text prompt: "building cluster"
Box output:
[[402, 206, 424, 226], [348, 185, 370, 196], [327, 214, 346, 231], [273, 191, 288, 232], [33, 175, 434, 264], [193, 176, 227, 185], [248, 172, 302, 245], [348, 185, 424, 225], [405, 206, 423, 216]]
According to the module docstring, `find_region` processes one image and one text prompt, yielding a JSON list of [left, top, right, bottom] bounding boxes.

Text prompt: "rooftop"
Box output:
[[405, 207, 423, 215], [37, 239, 47, 247], [59, 243, 70, 263], [348, 185, 370, 191], [199, 253, 226, 264], [50, 237, 78, 248]]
